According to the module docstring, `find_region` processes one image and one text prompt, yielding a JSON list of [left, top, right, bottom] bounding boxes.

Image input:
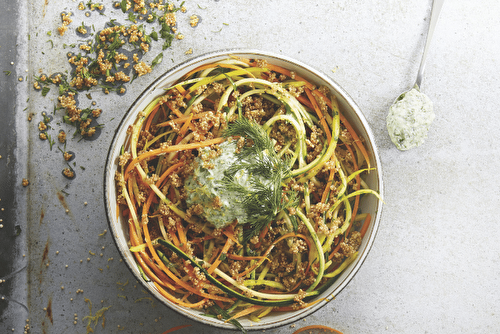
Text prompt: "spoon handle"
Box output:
[[415, 0, 445, 88]]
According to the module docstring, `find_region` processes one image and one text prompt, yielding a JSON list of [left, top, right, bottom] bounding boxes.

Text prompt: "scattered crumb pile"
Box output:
[[32, 0, 202, 179]]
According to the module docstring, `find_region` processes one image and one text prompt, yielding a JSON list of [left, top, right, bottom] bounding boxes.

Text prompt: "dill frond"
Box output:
[[222, 117, 297, 242]]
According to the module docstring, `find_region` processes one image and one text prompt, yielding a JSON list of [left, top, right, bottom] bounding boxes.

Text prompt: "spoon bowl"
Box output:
[[386, 0, 444, 150]]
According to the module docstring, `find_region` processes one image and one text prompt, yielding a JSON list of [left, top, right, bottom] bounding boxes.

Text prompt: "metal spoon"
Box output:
[[414, 0, 445, 89], [386, 0, 445, 151]]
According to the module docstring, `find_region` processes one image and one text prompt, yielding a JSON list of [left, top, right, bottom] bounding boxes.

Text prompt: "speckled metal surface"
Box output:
[[1, 0, 499, 333]]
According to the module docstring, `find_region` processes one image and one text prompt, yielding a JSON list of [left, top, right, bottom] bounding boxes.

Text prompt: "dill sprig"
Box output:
[[206, 304, 247, 333], [222, 117, 297, 242]]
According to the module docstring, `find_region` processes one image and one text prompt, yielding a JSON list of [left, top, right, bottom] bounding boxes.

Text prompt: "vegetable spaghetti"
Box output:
[[114, 56, 381, 328]]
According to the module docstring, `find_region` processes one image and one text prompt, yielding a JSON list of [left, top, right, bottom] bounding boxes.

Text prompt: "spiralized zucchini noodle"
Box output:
[[115, 56, 381, 327]]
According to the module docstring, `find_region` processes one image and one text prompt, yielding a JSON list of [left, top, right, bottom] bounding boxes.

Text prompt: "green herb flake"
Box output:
[[41, 86, 51, 96], [127, 12, 137, 22], [150, 31, 158, 41], [162, 34, 174, 50], [120, 0, 127, 12], [14, 225, 22, 236], [47, 134, 55, 150], [151, 53, 163, 68]]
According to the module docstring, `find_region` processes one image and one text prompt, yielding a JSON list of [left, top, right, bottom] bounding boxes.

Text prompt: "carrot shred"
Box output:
[[207, 238, 233, 275], [289, 279, 304, 292], [168, 228, 180, 247], [265, 64, 314, 89], [253, 224, 269, 248], [144, 104, 161, 133], [221, 222, 240, 246], [305, 88, 331, 143], [273, 232, 311, 250], [235, 246, 274, 278], [154, 281, 207, 308], [175, 114, 193, 145], [161, 324, 192, 334], [116, 203, 122, 220], [344, 143, 360, 236], [124, 137, 224, 176], [166, 102, 184, 118], [259, 224, 269, 240], [208, 247, 220, 264], [191, 235, 215, 244], [127, 177, 136, 210], [291, 324, 344, 334], [241, 58, 315, 90], [157, 111, 213, 127], [328, 237, 344, 261], [320, 156, 336, 204], [296, 94, 314, 110], [313, 89, 371, 169], [143, 224, 232, 302], [340, 113, 371, 170], [158, 162, 185, 187], [175, 85, 186, 96], [359, 213, 372, 239], [128, 220, 176, 290], [236, 233, 310, 278], [176, 221, 188, 248], [166, 184, 176, 202]]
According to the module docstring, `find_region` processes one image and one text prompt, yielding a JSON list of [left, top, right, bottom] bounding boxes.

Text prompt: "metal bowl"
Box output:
[[103, 49, 383, 331]]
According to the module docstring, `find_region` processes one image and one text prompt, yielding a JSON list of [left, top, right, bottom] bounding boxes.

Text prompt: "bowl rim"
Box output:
[[103, 48, 384, 331]]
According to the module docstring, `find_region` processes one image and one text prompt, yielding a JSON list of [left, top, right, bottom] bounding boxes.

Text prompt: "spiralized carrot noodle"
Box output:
[[114, 56, 381, 328]]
